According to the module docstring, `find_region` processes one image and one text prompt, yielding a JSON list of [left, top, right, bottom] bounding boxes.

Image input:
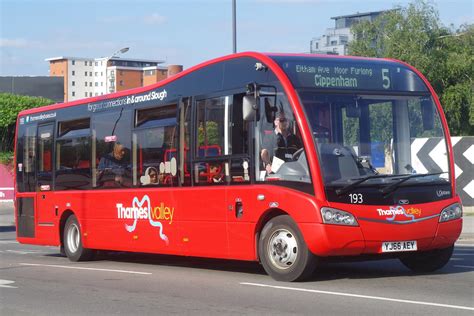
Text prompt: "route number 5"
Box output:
[[382, 68, 390, 89]]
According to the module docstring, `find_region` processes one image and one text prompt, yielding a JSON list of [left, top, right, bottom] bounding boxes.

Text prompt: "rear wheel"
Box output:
[[63, 215, 95, 261], [399, 246, 453, 273], [259, 215, 317, 281]]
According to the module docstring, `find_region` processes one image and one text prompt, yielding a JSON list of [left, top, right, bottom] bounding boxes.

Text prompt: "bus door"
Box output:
[[223, 93, 253, 259], [35, 123, 56, 237], [177, 95, 229, 258], [16, 123, 37, 238]]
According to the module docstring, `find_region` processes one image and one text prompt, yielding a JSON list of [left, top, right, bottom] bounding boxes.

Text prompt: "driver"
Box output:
[[260, 111, 302, 174]]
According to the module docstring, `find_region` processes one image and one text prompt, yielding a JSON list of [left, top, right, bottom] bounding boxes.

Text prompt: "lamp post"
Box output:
[[232, 0, 237, 53], [106, 47, 130, 93]]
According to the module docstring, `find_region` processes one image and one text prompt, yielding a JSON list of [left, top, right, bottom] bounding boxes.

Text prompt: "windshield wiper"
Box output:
[[380, 172, 446, 196], [335, 174, 395, 196]]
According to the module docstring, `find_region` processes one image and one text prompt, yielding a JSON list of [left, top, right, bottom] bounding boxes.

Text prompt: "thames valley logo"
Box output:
[[116, 195, 174, 245]]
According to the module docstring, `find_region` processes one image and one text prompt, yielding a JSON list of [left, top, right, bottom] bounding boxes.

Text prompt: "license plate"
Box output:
[[381, 241, 417, 253]]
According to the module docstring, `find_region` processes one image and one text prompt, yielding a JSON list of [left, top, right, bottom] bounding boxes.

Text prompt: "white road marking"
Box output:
[[0, 279, 17, 288], [6, 250, 48, 255], [0, 240, 18, 244], [19, 263, 152, 275], [240, 282, 474, 311], [453, 253, 474, 256], [453, 265, 474, 269]]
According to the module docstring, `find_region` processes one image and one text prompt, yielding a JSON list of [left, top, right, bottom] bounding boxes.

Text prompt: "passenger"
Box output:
[[140, 167, 159, 186], [98, 142, 129, 185], [209, 163, 224, 183], [260, 111, 302, 174]]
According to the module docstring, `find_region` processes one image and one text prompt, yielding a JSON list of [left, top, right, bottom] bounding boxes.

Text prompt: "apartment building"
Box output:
[[46, 56, 182, 102], [310, 10, 391, 55]]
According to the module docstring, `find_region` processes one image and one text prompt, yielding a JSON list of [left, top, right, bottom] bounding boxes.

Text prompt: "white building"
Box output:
[[310, 10, 390, 56], [46, 56, 168, 102]]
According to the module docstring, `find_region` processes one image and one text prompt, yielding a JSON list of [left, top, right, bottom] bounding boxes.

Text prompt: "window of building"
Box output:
[[120, 70, 124, 75], [72, 81, 75, 86], [85, 92, 88, 97], [84, 82, 87, 87], [95, 62, 98, 66], [101, 72, 103, 76], [72, 70, 75, 76], [89, 72, 92, 76], [89, 92, 92, 97], [95, 72, 98, 76], [119, 80, 123, 86], [95, 82, 98, 87], [89, 82, 92, 87], [72, 91, 75, 97], [72, 60, 75, 65], [84, 61, 87, 66], [89, 61, 92, 66], [101, 82, 104, 86], [85, 72, 88, 76], [95, 93, 98, 96]]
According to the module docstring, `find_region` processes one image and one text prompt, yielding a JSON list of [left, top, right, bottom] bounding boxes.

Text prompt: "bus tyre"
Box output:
[[259, 215, 317, 282], [399, 245, 453, 273], [63, 215, 94, 262]]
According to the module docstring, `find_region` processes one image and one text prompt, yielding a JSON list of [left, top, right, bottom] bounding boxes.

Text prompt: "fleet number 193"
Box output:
[[349, 193, 363, 204]]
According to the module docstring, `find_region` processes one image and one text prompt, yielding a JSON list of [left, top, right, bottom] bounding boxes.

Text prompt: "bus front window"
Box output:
[[256, 92, 311, 189], [299, 92, 450, 188]]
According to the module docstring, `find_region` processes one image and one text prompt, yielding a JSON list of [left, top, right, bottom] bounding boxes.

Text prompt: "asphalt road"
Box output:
[[1, 229, 473, 315]]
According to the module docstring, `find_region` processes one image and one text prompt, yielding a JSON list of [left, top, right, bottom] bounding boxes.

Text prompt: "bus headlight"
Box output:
[[439, 203, 463, 223], [320, 207, 358, 226]]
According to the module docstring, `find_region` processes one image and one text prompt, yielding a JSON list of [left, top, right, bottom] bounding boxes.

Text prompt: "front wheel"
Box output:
[[63, 215, 95, 261], [259, 215, 317, 282], [399, 246, 453, 273]]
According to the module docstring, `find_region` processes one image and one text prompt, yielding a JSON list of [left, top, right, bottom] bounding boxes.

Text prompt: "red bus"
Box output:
[[15, 52, 462, 281]]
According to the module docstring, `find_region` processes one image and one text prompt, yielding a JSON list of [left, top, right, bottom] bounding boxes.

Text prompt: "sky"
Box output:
[[0, 0, 472, 76]]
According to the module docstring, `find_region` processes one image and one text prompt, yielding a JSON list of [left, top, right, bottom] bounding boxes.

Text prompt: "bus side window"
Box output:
[[93, 109, 133, 188], [194, 96, 226, 185], [133, 104, 178, 187], [19, 125, 37, 192], [55, 118, 91, 190]]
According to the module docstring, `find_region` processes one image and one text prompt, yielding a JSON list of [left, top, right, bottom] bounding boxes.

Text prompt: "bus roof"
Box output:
[[19, 52, 413, 116]]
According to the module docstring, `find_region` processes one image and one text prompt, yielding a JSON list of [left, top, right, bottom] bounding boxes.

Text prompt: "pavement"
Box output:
[[1, 201, 473, 240]]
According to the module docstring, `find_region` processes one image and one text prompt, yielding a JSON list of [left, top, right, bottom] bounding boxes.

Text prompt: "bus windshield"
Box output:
[[298, 91, 450, 188]]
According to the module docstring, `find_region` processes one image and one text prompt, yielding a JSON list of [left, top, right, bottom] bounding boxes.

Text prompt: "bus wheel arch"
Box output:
[[255, 208, 288, 260], [257, 214, 317, 281], [60, 211, 95, 261]]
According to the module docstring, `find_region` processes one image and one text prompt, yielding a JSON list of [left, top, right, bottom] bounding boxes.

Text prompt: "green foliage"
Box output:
[[198, 121, 219, 146], [348, 0, 474, 136], [0, 93, 54, 151], [0, 151, 14, 165]]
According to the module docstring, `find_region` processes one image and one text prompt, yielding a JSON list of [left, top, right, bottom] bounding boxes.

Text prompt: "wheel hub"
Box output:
[[268, 229, 298, 270]]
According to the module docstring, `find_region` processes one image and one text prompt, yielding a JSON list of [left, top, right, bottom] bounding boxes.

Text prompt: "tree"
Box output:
[[0, 93, 54, 155], [349, 0, 473, 136]]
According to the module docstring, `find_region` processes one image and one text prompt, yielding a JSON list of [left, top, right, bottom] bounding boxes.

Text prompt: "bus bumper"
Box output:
[[300, 218, 462, 257]]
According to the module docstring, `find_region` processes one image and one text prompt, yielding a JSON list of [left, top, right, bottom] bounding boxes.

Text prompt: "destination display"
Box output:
[[275, 57, 428, 92]]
